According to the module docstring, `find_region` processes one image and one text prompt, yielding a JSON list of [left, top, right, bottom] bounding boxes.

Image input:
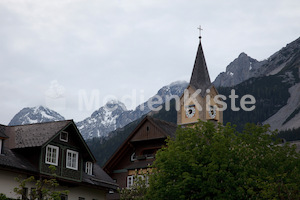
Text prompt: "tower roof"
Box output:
[[189, 38, 212, 95]]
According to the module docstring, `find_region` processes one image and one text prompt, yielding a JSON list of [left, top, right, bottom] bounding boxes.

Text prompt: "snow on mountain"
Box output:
[[77, 81, 188, 139], [8, 106, 65, 126], [76, 100, 130, 139]]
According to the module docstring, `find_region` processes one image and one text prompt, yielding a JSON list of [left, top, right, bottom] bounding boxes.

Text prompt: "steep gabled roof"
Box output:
[[0, 120, 116, 190], [189, 39, 212, 96], [103, 116, 177, 172], [8, 120, 71, 149], [5, 120, 96, 162]]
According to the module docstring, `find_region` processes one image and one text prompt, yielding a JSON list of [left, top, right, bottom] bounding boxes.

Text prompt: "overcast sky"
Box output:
[[1, 0, 300, 125]]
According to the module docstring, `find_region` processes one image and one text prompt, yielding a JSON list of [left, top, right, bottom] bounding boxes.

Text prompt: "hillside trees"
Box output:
[[147, 121, 300, 199]]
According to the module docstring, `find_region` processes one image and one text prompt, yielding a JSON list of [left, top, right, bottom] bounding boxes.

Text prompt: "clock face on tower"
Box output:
[[185, 106, 196, 118], [208, 105, 217, 119]]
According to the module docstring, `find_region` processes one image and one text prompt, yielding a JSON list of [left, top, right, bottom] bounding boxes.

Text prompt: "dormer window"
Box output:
[[45, 145, 59, 166], [60, 131, 68, 142], [85, 162, 93, 175], [66, 149, 78, 170]]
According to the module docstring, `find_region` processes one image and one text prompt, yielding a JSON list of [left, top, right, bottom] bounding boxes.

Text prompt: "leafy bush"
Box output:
[[147, 121, 300, 199]]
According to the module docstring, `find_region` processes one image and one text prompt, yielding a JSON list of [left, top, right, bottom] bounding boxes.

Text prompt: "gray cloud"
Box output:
[[1, 0, 300, 124]]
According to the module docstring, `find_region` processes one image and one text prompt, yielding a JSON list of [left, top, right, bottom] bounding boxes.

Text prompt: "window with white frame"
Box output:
[[85, 161, 93, 175], [60, 131, 68, 142], [45, 145, 59, 166], [66, 149, 78, 170], [127, 174, 149, 188], [127, 175, 134, 188]]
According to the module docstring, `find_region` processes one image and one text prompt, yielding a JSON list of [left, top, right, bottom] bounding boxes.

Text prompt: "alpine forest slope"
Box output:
[[8, 106, 65, 126], [217, 36, 300, 135]]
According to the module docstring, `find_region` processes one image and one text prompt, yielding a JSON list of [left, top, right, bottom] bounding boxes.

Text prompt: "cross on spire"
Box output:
[[198, 26, 203, 39]]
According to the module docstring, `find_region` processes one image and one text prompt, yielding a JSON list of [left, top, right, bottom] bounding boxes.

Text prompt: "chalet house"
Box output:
[[0, 120, 118, 200], [103, 116, 177, 199]]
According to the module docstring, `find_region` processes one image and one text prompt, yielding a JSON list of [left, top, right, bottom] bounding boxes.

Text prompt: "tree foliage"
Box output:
[[0, 193, 16, 200], [147, 121, 300, 200], [14, 166, 68, 200]]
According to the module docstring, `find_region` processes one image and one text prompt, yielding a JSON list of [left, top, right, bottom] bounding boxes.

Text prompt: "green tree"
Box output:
[[14, 166, 68, 200], [147, 121, 300, 200]]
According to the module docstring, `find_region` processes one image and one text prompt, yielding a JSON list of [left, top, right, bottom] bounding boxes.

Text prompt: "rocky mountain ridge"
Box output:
[[8, 106, 65, 126], [213, 52, 266, 87], [213, 37, 300, 87]]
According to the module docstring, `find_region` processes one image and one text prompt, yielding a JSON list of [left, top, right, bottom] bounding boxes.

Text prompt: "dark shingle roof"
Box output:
[[189, 39, 212, 96], [82, 164, 118, 189], [0, 148, 38, 173], [9, 120, 71, 148]]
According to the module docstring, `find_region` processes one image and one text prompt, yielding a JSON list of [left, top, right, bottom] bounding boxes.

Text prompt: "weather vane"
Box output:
[[198, 25, 203, 39]]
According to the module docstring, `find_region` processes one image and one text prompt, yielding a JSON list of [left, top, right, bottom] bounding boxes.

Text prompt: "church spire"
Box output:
[[189, 33, 211, 96]]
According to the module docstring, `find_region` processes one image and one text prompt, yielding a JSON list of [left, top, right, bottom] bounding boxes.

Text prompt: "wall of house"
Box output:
[[59, 185, 107, 200], [0, 170, 35, 199], [0, 169, 107, 200], [111, 171, 128, 189]]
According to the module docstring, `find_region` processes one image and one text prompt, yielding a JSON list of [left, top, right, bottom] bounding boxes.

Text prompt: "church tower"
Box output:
[[177, 35, 223, 126]]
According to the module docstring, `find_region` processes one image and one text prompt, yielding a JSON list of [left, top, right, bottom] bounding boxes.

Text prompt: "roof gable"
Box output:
[[44, 122, 96, 162], [103, 116, 177, 172], [131, 118, 174, 142]]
